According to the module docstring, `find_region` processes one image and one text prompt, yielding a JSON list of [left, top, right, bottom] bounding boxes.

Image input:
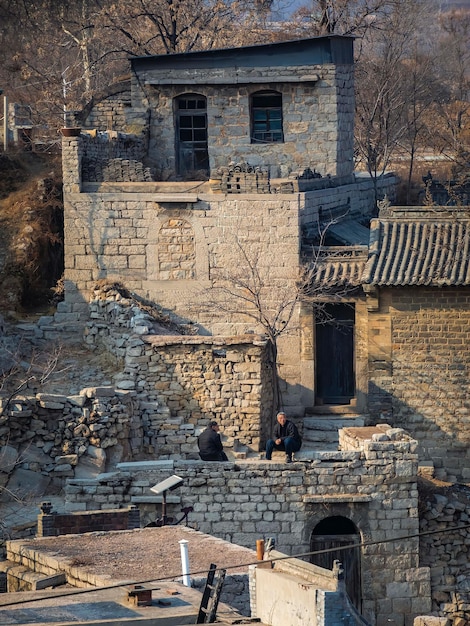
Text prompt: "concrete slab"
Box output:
[[0, 581, 210, 625]]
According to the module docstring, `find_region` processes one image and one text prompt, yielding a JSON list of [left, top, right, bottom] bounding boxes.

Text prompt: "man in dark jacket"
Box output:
[[265, 411, 302, 463], [198, 421, 228, 461]]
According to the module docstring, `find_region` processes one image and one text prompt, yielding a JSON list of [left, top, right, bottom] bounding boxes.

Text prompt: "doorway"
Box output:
[[315, 303, 355, 404], [175, 94, 209, 179], [310, 515, 362, 611]]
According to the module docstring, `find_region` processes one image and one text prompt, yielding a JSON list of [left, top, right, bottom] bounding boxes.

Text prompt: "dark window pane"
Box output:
[[180, 129, 193, 141], [251, 91, 283, 144], [254, 110, 268, 122], [192, 115, 206, 128]]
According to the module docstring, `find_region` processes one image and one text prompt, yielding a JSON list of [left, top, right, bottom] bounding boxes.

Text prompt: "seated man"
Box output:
[[266, 411, 302, 463], [198, 420, 229, 462]]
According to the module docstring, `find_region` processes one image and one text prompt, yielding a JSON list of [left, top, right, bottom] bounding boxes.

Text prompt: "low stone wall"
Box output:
[[83, 286, 273, 452], [37, 504, 140, 537], [1, 289, 272, 494], [0, 386, 136, 494]]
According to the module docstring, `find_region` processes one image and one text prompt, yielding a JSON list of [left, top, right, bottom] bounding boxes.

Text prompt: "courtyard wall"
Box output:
[[367, 287, 470, 482]]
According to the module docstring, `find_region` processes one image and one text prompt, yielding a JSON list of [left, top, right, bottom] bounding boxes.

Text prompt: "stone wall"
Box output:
[[0, 386, 136, 493], [367, 287, 470, 482], [419, 481, 470, 625], [83, 286, 272, 452], [1, 290, 271, 496], [37, 504, 140, 537], [0, 349, 270, 496], [64, 426, 431, 626], [132, 59, 354, 180], [59, 134, 397, 414], [78, 82, 132, 132]]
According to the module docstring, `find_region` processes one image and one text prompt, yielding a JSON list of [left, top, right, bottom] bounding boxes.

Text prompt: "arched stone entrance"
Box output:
[[310, 515, 362, 611]]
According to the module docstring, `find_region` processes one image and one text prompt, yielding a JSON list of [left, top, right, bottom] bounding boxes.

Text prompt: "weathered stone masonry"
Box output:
[[419, 483, 470, 625], [64, 427, 431, 626], [60, 132, 396, 415], [367, 287, 470, 482], [2, 288, 272, 495]]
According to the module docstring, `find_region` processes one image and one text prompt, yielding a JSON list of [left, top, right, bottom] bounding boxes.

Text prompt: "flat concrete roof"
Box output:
[[0, 581, 240, 626], [0, 525, 258, 626]]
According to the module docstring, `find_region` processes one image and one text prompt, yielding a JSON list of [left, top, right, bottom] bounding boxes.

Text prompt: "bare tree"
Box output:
[[394, 49, 444, 204], [429, 8, 470, 173], [354, 0, 435, 205], [194, 213, 361, 419], [194, 239, 300, 415], [0, 0, 279, 133], [284, 0, 403, 38]]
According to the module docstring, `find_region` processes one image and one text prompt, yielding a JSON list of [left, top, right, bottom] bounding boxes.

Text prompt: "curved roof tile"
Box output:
[[363, 216, 470, 286]]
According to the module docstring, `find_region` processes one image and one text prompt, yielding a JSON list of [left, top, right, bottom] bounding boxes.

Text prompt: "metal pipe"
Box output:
[[256, 539, 265, 560], [179, 539, 191, 587]]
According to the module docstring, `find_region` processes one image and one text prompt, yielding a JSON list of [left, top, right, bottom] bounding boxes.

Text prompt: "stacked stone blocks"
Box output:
[[64, 427, 429, 626]]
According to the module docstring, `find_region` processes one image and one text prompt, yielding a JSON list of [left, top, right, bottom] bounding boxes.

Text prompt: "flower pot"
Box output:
[[60, 127, 81, 137]]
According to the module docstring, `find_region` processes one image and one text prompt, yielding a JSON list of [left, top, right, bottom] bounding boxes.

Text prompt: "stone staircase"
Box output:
[[300, 411, 366, 454], [231, 411, 366, 461]]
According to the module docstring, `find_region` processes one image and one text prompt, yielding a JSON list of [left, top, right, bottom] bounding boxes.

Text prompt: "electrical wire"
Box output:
[[1, 521, 470, 609]]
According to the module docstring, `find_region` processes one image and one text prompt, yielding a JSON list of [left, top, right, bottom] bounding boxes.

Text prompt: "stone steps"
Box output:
[[302, 413, 365, 451], [302, 414, 366, 451], [231, 413, 366, 460]]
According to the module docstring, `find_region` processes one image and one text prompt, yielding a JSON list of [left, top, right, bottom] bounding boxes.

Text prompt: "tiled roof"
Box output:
[[363, 211, 470, 286], [305, 247, 369, 290]]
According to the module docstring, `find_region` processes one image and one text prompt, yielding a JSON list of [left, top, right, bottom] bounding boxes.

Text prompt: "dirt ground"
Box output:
[[12, 525, 258, 585]]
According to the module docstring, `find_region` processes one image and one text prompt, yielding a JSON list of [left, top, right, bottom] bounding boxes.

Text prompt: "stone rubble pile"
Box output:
[[419, 485, 470, 626], [0, 386, 136, 495]]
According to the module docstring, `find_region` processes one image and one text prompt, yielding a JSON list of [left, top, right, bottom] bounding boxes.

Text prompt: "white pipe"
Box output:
[[179, 539, 191, 587]]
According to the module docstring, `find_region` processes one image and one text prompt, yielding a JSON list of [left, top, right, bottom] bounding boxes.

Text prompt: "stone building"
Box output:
[[60, 35, 396, 422], [56, 32, 470, 479], [10, 32, 469, 626]]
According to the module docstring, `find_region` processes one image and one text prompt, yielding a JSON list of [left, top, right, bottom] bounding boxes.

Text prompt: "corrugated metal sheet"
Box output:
[[328, 219, 371, 245], [363, 218, 470, 286]]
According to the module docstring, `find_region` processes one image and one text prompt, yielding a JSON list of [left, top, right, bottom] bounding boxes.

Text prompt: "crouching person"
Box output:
[[198, 420, 229, 461]]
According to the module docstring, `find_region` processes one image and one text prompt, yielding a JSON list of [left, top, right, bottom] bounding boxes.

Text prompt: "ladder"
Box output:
[[196, 563, 226, 623]]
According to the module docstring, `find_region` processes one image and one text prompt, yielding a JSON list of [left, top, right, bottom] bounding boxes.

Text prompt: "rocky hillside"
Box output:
[[0, 151, 64, 315]]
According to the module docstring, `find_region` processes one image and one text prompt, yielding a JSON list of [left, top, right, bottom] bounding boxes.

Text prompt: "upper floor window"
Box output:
[[250, 91, 283, 144], [175, 93, 209, 179]]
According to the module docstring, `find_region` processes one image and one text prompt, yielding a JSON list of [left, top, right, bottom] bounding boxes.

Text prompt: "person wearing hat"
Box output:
[[198, 420, 228, 461]]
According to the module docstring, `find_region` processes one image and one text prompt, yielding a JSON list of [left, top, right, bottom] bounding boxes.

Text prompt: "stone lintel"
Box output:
[[144, 73, 320, 85], [303, 494, 372, 503]]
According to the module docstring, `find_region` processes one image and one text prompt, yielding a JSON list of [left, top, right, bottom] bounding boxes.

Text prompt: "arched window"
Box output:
[[250, 91, 283, 143]]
